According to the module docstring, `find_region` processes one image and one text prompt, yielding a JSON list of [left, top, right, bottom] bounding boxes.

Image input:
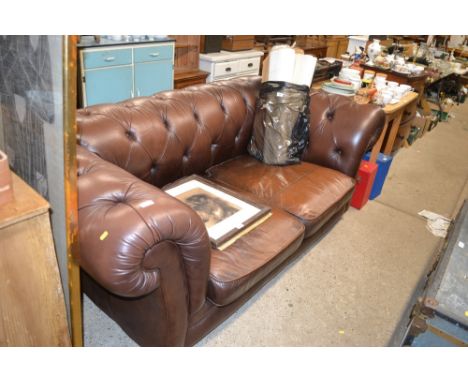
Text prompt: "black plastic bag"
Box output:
[[248, 81, 310, 165]]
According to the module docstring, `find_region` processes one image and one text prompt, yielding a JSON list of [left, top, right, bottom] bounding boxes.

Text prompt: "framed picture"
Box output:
[[164, 175, 271, 250]]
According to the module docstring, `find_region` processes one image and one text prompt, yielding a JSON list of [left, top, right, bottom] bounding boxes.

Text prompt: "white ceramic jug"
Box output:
[[367, 39, 382, 65]]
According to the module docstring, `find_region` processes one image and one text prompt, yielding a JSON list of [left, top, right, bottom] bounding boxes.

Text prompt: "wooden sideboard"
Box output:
[[170, 35, 209, 89], [0, 173, 70, 346]]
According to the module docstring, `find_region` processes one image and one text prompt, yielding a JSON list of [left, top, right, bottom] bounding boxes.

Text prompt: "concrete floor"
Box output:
[[83, 101, 468, 346]]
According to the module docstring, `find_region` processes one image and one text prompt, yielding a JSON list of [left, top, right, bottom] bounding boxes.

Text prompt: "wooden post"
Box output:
[[63, 35, 83, 347]]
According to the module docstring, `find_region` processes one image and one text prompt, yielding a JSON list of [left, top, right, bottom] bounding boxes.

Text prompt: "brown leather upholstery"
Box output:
[[207, 156, 355, 237], [77, 146, 211, 314], [208, 207, 304, 306], [77, 77, 260, 188], [302, 91, 385, 178], [186, 200, 350, 346], [76, 78, 386, 346]]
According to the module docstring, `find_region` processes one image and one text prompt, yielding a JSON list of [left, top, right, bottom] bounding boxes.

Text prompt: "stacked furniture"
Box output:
[[76, 77, 384, 346]]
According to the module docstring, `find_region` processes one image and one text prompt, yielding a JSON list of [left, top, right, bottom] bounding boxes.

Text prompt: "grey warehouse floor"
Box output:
[[83, 101, 468, 347]]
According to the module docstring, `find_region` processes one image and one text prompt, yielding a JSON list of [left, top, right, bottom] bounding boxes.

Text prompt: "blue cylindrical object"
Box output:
[[363, 152, 393, 199]]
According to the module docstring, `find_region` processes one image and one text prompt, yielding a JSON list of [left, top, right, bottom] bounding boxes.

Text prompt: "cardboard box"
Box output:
[[221, 36, 255, 51]]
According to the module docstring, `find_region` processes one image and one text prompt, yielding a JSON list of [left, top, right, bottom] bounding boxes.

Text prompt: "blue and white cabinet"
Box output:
[[80, 42, 174, 106]]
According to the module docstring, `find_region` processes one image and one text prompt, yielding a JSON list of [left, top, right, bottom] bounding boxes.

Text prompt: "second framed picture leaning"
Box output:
[[164, 175, 271, 250]]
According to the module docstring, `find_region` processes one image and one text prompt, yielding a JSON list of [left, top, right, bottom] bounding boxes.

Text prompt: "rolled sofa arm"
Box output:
[[77, 146, 211, 314], [302, 91, 385, 178]]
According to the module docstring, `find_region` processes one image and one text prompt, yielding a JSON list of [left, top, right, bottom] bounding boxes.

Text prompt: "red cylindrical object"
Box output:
[[350, 160, 378, 210]]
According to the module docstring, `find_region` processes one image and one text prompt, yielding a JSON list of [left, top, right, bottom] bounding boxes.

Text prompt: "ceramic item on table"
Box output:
[[321, 83, 355, 96], [367, 39, 382, 65], [396, 56, 405, 65], [330, 78, 355, 91], [393, 87, 406, 97], [381, 90, 393, 105], [374, 76, 386, 84], [340, 67, 361, 78], [108, 35, 124, 41], [412, 65, 425, 75], [399, 84, 412, 94], [394, 64, 411, 74], [363, 70, 375, 80], [374, 55, 386, 66], [387, 81, 398, 88], [375, 83, 387, 92], [377, 88, 393, 105]]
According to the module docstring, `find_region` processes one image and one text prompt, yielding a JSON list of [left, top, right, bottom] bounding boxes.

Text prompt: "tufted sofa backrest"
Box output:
[[302, 91, 385, 178], [78, 77, 384, 185], [77, 76, 260, 188]]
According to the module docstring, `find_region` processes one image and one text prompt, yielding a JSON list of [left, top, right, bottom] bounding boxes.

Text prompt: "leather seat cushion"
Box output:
[[206, 155, 355, 238], [207, 205, 304, 307]]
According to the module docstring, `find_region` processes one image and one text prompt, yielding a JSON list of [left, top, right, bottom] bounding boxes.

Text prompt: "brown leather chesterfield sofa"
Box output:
[[77, 77, 385, 346]]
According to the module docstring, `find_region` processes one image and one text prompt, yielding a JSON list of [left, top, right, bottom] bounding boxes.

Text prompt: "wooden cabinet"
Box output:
[[170, 35, 209, 89], [325, 36, 349, 58], [79, 41, 175, 106], [222, 35, 255, 51], [296, 36, 349, 58], [0, 173, 70, 346], [84, 65, 133, 105], [134, 61, 173, 97]]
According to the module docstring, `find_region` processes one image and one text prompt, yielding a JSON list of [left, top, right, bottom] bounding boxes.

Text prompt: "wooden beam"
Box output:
[[63, 35, 83, 347]]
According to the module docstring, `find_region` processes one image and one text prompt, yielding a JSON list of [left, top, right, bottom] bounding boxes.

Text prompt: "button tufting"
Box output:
[[335, 148, 343, 155], [219, 102, 226, 113], [125, 130, 136, 141], [162, 118, 170, 130], [326, 109, 335, 121], [193, 111, 200, 122]]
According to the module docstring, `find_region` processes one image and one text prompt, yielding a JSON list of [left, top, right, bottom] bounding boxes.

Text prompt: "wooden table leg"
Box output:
[[383, 111, 403, 155], [369, 116, 389, 163]]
